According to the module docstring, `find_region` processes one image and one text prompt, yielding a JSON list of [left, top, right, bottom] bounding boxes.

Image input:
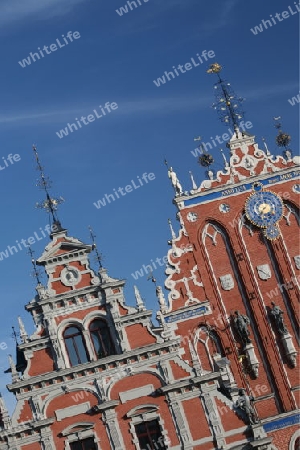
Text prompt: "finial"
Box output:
[[0, 394, 11, 429], [33, 145, 64, 230], [262, 137, 271, 156], [273, 117, 292, 158], [18, 317, 29, 344], [27, 245, 42, 285], [189, 171, 198, 190], [207, 63, 244, 136], [168, 218, 176, 240], [6, 355, 19, 383], [155, 286, 168, 313], [220, 148, 229, 168], [88, 226, 103, 269], [134, 286, 146, 311]]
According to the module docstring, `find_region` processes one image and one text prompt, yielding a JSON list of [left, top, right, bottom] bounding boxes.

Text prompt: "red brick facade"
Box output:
[[0, 128, 299, 450]]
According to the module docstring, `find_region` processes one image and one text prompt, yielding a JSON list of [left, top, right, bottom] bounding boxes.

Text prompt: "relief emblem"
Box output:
[[294, 255, 300, 270], [257, 264, 271, 280], [220, 274, 234, 291]]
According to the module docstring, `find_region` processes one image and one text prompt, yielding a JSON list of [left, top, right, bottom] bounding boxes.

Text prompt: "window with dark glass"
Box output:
[[89, 319, 115, 359], [135, 420, 166, 450], [70, 437, 97, 450], [63, 326, 89, 366]]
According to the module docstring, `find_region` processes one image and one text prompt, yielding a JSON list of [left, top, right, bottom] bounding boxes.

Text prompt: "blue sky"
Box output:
[[0, 0, 298, 412]]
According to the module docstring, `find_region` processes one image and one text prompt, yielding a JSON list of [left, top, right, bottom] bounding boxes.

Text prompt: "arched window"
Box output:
[[89, 319, 115, 359], [63, 326, 89, 367]]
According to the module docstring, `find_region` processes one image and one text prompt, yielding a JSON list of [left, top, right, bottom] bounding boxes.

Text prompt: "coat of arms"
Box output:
[[257, 264, 271, 280], [294, 255, 300, 270], [220, 274, 234, 291]]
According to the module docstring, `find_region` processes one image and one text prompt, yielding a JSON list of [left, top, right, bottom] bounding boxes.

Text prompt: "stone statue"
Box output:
[[235, 389, 258, 425], [233, 311, 251, 345], [168, 167, 183, 195], [270, 302, 288, 335]]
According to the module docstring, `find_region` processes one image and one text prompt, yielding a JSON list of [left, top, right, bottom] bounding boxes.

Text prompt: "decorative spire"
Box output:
[[156, 286, 168, 313], [7, 355, 19, 383], [27, 245, 42, 285], [262, 137, 271, 156], [88, 226, 103, 269], [189, 171, 198, 190], [168, 218, 176, 240], [33, 145, 64, 231], [273, 117, 292, 159], [207, 63, 244, 136], [134, 286, 146, 311], [18, 317, 29, 344], [220, 148, 229, 168], [0, 393, 11, 430]]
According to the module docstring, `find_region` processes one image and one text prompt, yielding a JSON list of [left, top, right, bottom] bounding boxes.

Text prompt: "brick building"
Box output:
[[0, 65, 299, 450]]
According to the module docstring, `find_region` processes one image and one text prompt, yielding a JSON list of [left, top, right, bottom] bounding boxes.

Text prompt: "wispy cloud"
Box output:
[[0, 81, 297, 126], [244, 82, 299, 100], [0, 96, 210, 126], [0, 0, 86, 27]]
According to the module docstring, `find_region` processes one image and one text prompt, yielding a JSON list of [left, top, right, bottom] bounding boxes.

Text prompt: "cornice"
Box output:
[[7, 338, 181, 394]]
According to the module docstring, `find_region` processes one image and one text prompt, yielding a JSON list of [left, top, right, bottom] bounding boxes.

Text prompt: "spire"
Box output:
[[27, 245, 42, 285], [0, 394, 11, 430], [33, 145, 64, 233], [189, 171, 198, 190], [134, 286, 146, 311], [262, 137, 271, 156], [18, 317, 29, 343], [168, 218, 176, 240], [88, 226, 103, 269], [220, 148, 229, 169], [207, 63, 244, 137], [156, 286, 168, 313], [7, 355, 19, 383]]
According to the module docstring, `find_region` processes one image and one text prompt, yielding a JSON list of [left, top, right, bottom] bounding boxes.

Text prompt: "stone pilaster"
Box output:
[[166, 392, 193, 449]]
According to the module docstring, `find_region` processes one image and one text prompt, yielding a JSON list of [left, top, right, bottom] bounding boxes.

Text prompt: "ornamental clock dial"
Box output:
[[245, 188, 283, 228], [245, 183, 284, 241]]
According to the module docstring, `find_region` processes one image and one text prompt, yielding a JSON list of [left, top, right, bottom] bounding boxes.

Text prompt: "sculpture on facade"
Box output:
[[233, 311, 251, 345], [168, 167, 183, 195], [270, 302, 288, 335], [235, 389, 258, 425]]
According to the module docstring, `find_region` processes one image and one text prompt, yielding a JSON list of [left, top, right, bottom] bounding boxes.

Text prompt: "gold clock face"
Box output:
[[258, 203, 272, 214]]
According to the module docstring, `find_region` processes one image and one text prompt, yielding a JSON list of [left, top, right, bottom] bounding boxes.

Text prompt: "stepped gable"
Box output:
[[196, 130, 299, 192]]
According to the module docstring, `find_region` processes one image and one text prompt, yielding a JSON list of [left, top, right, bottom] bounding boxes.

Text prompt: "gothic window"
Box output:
[[89, 319, 115, 359], [195, 326, 225, 373], [70, 437, 97, 450], [135, 420, 166, 450], [63, 326, 89, 367]]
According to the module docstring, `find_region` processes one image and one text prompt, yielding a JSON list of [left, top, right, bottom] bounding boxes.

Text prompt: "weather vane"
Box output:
[[27, 245, 42, 284], [33, 145, 64, 228], [88, 226, 103, 269], [147, 269, 157, 286], [207, 63, 244, 135]]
